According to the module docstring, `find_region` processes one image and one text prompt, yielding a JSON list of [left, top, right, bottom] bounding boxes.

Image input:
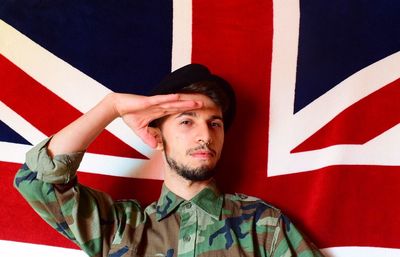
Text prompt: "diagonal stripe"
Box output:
[[0, 53, 146, 159], [0, 101, 162, 179], [0, 141, 164, 179], [0, 120, 30, 144], [0, 20, 152, 157], [292, 79, 400, 152], [268, 0, 400, 176], [0, 101, 47, 145], [292, 51, 400, 147]]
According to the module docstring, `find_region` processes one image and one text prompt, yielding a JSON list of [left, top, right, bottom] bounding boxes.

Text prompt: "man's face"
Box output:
[[160, 93, 225, 181]]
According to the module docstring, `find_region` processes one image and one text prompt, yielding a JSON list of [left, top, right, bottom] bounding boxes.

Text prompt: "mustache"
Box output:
[[186, 144, 216, 156]]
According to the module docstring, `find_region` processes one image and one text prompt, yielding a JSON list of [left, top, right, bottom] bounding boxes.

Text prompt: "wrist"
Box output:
[[103, 92, 120, 120]]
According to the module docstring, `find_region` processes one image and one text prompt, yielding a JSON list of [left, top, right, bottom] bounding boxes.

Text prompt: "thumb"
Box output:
[[137, 128, 159, 149]]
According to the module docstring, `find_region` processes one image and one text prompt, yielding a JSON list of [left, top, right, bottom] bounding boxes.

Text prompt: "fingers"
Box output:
[[147, 94, 202, 108], [140, 94, 202, 117], [147, 94, 180, 105], [143, 100, 202, 123], [144, 94, 203, 120], [141, 134, 158, 149], [134, 127, 158, 148], [115, 93, 183, 116], [158, 99, 202, 109]]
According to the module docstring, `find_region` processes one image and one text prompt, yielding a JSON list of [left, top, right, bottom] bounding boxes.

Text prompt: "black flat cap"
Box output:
[[151, 64, 236, 130]]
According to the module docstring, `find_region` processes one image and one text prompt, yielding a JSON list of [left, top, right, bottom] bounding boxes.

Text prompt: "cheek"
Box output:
[[214, 132, 224, 148], [166, 135, 190, 154]]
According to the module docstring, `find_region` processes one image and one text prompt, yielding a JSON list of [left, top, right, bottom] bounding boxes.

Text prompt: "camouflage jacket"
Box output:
[[15, 138, 324, 257]]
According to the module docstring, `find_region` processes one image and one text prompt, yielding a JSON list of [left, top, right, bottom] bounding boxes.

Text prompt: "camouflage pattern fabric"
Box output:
[[15, 138, 324, 257]]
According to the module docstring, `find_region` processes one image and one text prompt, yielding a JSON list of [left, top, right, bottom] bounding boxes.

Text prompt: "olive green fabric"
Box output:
[[15, 138, 324, 257]]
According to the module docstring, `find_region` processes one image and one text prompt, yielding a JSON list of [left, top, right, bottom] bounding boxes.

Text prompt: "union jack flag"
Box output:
[[1, 1, 399, 256]]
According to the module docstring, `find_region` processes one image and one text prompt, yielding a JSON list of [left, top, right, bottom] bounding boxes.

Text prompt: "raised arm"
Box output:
[[14, 92, 202, 256], [48, 92, 201, 156]]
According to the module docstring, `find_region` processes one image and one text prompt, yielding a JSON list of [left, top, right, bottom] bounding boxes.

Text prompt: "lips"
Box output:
[[187, 145, 217, 160], [188, 147, 216, 160], [190, 150, 215, 158]]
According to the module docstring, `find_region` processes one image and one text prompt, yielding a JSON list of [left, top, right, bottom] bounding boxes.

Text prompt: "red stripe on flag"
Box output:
[[0, 54, 146, 159], [292, 78, 400, 153], [258, 165, 400, 249], [4, 162, 400, 249], [192, 0, 272, 186], [191, 0, 400, 250]]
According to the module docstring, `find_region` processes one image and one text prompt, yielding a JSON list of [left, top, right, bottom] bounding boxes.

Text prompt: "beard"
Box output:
[[163, 139, 217, 181], [165, 154, 216, 181]]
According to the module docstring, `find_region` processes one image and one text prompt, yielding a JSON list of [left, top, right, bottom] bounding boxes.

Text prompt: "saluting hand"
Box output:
[[111, 93, 202, 148]]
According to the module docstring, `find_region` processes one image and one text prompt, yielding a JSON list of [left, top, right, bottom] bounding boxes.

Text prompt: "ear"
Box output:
[[148, 127, 164, 151]]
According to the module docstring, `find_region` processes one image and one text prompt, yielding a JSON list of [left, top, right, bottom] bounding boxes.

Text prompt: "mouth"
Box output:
[[187, 145, 217, 161], [190, 150, 215, 159]]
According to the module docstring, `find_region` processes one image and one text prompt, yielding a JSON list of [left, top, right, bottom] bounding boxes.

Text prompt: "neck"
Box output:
[[163, 167, 213, 200]]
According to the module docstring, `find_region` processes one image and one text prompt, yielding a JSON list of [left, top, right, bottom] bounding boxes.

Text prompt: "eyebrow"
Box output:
[[176, 111, 223, 121]]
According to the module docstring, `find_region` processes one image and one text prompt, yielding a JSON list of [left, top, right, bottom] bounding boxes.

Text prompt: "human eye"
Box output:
[[210, 120, 223, 128], [179, 119, 192, 126]]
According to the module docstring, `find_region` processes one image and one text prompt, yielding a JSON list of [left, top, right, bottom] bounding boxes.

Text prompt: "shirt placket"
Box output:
[[178, 202, 198, 257]]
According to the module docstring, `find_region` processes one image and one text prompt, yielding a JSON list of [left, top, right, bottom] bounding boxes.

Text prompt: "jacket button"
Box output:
[[183, 235, 191, 242], [238, 194, 248, 199]]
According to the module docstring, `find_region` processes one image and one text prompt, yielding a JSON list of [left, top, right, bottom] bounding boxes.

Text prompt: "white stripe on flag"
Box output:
[[268, 0, 400, 176], [0, 100, 163, 179], [0, 240, 399, 257], [321, 246, 400, 257], [0, 240, 87, 257], [0, 19, 153, 157], [171, 0, 192, 71], [0, 101, 47, 145], [0, 141, 166, 180]]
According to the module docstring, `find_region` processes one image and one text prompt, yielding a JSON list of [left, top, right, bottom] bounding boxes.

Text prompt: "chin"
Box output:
[[192, 163, 216, 171]]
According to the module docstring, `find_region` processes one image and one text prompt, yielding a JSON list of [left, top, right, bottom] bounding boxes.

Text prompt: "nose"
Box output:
[[196, 123, 213, 146]]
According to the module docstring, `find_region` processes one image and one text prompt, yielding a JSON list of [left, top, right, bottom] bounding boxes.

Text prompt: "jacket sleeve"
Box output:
[[270, 214, 325, 257], [14, 138, 144, 257]]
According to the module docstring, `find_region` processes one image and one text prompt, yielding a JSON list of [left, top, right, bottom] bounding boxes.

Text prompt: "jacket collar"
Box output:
[[155, 180, 223, 221]]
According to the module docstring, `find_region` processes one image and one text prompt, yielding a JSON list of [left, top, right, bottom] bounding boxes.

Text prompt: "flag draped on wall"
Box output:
[[1, 1, 400, 256]]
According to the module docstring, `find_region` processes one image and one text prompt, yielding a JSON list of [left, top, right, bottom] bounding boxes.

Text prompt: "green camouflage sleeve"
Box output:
[[271, 214, 324, 257], [14, 138, 144, 257]]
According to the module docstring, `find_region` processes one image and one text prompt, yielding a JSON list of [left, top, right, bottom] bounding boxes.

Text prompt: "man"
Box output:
[[15, 64, 324, 257]]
